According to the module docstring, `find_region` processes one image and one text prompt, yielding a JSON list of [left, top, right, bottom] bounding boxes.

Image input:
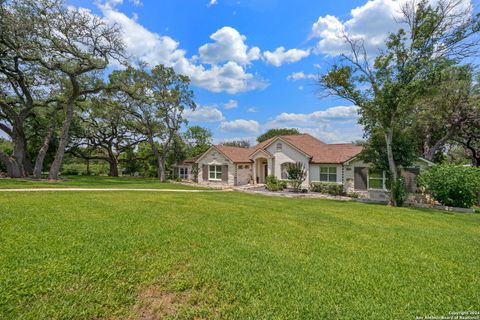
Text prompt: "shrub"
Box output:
[[417, 165, 480, 208], [286, 162, 307, 193], [278, 180, 288, 190], [310, 182, 345, 196], [390, 177, 407, 207], [266, 175, 284, 192], [346, 192, 360, 198]]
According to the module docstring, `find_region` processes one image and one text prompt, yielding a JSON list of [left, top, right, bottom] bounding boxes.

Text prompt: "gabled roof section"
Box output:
[[250, 148, 273, 159], [212, 145, 253, 163], [257, 133, 362, 164]]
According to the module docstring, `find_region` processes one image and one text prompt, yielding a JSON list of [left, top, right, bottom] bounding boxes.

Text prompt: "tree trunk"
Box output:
[[473, 157, 480, 167], [147, 136, 163, 181], [108, 159, 119, 177], [159, 157, 166, 182], [108, 161, 118, 177], [48, 101, 74, 180], [423, 127, 456, 161], [106, 147, 119, 177], [0, 150, 23, 178], [10, 126, 28, 178], [33, 125, 54, 179], [48, 75, 81, 180], [384, 127, 398, 206]]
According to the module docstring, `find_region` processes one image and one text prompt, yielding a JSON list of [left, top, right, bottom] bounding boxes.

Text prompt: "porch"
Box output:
[[250, 149, 273, 184]]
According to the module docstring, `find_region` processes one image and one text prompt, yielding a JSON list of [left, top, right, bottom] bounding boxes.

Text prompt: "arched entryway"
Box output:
[[254, 157, 268, 184]]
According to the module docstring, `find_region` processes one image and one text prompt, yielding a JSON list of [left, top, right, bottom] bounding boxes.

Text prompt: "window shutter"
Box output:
[[402, 168, 420, 193], [354, 167, 368, 190], [202, 165, 208, 181], [222, 165, 228, 182]]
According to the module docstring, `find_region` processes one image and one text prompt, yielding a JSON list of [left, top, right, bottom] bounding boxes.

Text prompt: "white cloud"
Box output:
[[301, 126, 363, 144], [247, 107, 257, 113], [311, 0, 406, 56], [100, 6, 185, 66], [263, 47, 310, 67], [184, 105, 225, 122], [220, 119, 260, 134], [198, 27, 261, 65], [98, 4, 267, 94], [224, 99, 238, 109], [287, 71, 316, 81], [263, 106, 363, 143], [130, 0, 142, 6], [208, 0, 218, 6], [212, 106, 363, 144], [174, 59, 268, 94], [273, 106, 359, 125]]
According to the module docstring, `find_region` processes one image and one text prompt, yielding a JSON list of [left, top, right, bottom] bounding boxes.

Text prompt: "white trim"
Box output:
[[208, 165, 222, 181], [250, 148, 272, 159], [343, 155, 359, 165], [259, 136, 312, 159]]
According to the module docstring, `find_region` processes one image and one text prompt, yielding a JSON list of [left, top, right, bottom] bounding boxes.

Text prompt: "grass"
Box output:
[[0, 189, 479, 319], [0, 175, 204, 189]]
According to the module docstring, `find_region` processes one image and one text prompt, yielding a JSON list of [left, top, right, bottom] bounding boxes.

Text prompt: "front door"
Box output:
[[264, 163, 268, 180]]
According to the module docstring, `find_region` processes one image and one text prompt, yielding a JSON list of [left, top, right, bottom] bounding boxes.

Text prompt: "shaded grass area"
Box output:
[[0, 191, 479, 319], [0, 176, 204, 189]]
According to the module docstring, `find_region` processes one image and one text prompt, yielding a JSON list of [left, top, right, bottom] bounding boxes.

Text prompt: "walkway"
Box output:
[[0, 188, 231, 192]]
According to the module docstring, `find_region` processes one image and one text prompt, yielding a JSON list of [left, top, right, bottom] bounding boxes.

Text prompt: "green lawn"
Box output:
[[0, 175, 204, 189], [0, 190, 479, 319]]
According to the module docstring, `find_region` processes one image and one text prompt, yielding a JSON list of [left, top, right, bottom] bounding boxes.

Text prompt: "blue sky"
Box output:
[[68, 0, 477, 144]]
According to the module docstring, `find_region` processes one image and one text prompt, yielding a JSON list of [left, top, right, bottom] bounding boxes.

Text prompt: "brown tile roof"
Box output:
[[214, 145, 254, 163], [211, 133, 362, 164], [274, 134, 362, 163], [308, 143, 363, 163]]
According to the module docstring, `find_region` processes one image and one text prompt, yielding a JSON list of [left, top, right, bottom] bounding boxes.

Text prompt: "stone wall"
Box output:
[[197, 148, 236, 186]]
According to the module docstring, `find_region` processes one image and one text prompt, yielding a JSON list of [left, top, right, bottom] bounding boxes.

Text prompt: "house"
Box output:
[[173, 134, 432, 198]]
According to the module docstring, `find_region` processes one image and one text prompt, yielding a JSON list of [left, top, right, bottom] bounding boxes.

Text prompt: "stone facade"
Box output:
[[197, 148, 236, 186]]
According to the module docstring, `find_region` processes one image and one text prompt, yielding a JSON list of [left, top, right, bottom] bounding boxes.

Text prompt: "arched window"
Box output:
[[281, 162, 294, 179]]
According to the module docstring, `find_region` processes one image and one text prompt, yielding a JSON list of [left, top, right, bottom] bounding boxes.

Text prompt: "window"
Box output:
[[368, 169, 385, 189], [319, 167, 337, 182], [276, 143, 282, 151], [281, 162, 293, 179], [209, 165, 222, 181], [244, 165, 250, 169], [238, 165, 243, 169], [179, 167, 188, 179]]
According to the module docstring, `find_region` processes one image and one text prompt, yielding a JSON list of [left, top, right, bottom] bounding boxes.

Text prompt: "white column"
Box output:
[[267, 158, 273, 176], [252, 159, 257, 184]]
